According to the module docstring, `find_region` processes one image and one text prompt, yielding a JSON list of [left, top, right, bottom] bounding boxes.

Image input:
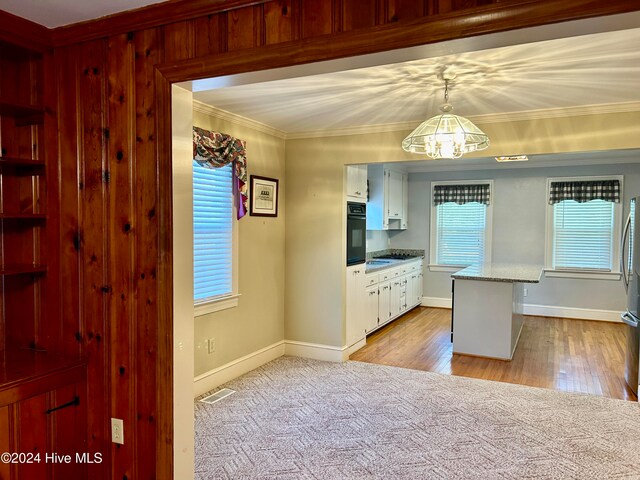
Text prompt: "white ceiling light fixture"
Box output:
[[402, 73, 490, 159]]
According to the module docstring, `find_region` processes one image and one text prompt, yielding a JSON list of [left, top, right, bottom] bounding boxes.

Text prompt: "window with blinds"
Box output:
[[552, 199, 615, 270], [193, 161, 233, 302], [435, 202, 488, 266]]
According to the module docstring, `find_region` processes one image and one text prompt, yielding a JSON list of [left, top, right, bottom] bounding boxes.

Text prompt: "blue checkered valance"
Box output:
[[433, 184, 491, 206], [548, 180, 620, 205]]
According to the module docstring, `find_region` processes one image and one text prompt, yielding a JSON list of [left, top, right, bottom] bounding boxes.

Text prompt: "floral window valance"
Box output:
[[548, 180, 620, 205], [433, 184, 491, 206], [193, 126, 248, 219]]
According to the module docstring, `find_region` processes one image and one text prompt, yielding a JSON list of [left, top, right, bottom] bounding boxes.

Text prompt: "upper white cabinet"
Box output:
[[366, 164, 408, 230], [346, 165, 367, 201]]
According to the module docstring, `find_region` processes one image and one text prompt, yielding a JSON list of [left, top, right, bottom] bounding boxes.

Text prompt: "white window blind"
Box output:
[[552, 199, 615, 271], [436, 202, 487, 266], [193, 161, 233, 302]]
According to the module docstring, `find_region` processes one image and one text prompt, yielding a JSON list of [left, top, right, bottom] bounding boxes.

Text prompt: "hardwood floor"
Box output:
[[350, 307, 637, 401]]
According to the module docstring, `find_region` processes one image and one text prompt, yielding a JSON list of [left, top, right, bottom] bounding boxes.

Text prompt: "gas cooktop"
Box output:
[[375, 254, 419, 260]]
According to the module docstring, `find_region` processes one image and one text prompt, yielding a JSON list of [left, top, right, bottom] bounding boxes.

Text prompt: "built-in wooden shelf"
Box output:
[[0, 100, 44, 125], [0, 213, 46, 220], [0, 264, 46, 276], [0, 156, 45, 174], [0, 349, 86, 407]]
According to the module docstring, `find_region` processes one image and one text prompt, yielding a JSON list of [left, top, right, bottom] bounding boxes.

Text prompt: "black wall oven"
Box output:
[[347, 202, 366, 266]]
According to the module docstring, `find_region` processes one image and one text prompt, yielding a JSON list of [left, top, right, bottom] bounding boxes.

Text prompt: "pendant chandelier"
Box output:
[[402, 75, 489, 159]]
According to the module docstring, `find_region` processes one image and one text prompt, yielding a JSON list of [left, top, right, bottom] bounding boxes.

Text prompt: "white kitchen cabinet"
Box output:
[[401, 173, 408, 229], [346, 165, 367, 201], [389, 277, 402, 319], [406, 272, 421, 308], [387, 170, 403, 219], [364, 285, 379, 333], [366, 164, 408, 230], [378, 281, 391, 326], [346, 264, 367, 347]]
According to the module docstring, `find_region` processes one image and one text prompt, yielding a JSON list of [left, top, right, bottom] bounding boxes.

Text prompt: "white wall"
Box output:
[[366, 230, 389, 252], [390, 163, 640, 311], [192, 108, 286, 377], [171, 85, 195, 480]]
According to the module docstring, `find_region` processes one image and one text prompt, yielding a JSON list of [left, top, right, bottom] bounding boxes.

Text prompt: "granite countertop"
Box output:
[[365, 256, 422, 273], [451, 264, 542, 283]]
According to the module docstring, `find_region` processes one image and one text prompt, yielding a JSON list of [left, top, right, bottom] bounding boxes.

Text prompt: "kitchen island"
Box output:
[[451, 264, 542, 360]]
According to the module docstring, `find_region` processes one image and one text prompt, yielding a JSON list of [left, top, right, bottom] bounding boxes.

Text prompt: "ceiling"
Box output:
[[193, 28, 640, 136], [0, 0, 166, 28]]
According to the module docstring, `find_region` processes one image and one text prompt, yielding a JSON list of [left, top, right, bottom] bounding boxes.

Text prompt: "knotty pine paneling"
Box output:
[[106, 33, 136, 480], [76, 39, 110, 479], [193, 14, 227, 56], [163, 21, 195, 62], [341, 0, 381, 31], [300, 0, 333, 38], [227, 4, 264, 51], [132, 27, 162, 480], [387, 0, 428, 22], [53, 44, 82, 357], [264, 0, 295, 45]]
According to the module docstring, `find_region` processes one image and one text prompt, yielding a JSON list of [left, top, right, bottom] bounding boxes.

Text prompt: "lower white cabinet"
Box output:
[[378, 281, 391, 328], [349, 259, 424, 350], [346, 264, 367, 347], [390, 277, 402, 319], [364, 285, 379, 333]]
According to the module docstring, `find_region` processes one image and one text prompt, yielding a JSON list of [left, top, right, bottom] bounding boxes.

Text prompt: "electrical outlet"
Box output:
[[111, 418, 124, 445], [208, 338, 216, 354], [524, 288, 528, 297]]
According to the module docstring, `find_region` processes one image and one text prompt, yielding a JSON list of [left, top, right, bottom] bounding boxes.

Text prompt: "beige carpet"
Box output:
[[194, 356, 640, 479]]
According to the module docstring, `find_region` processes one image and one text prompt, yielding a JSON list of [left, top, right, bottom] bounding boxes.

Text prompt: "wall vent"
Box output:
[[199, 388, 236, 405]]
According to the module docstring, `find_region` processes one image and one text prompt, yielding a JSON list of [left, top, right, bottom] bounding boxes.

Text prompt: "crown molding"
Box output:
[[285, 101, 640, 140], [193, 101, 287, 139]]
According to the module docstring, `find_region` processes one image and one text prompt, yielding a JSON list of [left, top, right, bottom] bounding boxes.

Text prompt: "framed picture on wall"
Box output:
[[250, 175, 279, 217]]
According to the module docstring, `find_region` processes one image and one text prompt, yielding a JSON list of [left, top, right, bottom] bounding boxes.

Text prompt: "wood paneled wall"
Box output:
[[37, 0, 640, 478]]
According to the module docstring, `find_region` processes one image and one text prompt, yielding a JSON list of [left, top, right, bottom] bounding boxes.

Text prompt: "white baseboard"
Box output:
[[284, 340, 351, 362], [194, 340, 285, 397], [421, 296, 622, 323], [422, 296, 452, 308], [522, 304, 622, 323]]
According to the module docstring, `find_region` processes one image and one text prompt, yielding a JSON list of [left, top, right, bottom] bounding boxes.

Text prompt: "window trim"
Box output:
[[544, 175, 624, 279], [193, 162, 240, 317], [429, 179, 494, 269]]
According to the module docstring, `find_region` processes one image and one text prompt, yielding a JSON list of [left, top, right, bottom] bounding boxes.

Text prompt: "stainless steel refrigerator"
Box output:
[[622, 197, 639, 395]]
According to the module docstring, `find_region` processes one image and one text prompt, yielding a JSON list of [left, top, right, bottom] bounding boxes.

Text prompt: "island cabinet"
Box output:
[[451, 264, 542, 360], [0, 351, 87, 480], [366, 165, 408, 230]]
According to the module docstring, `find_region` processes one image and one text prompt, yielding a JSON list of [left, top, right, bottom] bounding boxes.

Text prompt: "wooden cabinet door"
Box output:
[[16, 393, 48, 480], [4, 381, 87, 480], [49, 383, 87, 480], [0, 405, 12, 480]]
